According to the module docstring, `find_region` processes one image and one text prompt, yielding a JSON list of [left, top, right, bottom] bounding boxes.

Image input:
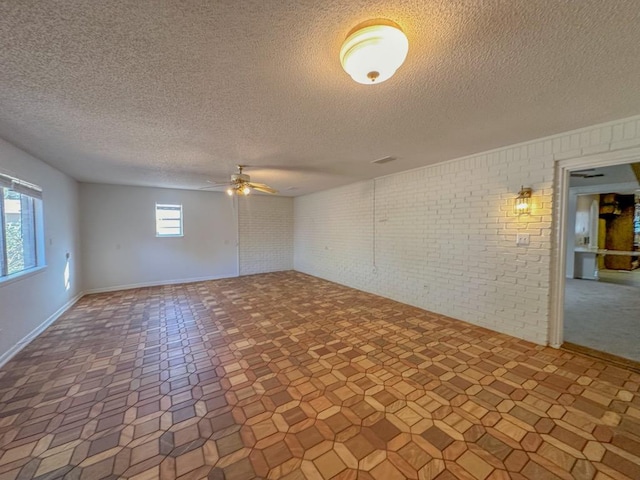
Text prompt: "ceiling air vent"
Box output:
[[570, 169, 604, 178]]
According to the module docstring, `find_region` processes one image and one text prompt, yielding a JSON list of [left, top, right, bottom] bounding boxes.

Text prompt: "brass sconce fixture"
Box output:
[[514, 186, 532, 215]]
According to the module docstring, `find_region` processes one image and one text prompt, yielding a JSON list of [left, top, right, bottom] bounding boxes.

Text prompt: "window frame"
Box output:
[[0, 173, 45, 284], [155, 203, 184, 238]]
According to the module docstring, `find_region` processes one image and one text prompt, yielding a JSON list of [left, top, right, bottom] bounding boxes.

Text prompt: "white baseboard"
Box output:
[[84, 274, 237, 295], [0, 274, 241, 369], [0, 275, 240, 369], [0, 292, 85, 369]]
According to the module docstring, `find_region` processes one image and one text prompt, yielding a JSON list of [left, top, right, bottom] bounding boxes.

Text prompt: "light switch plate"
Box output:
[[516, 233, 530, 246]]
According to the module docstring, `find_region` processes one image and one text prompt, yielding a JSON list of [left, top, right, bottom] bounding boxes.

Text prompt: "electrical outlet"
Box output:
[[516, 233, 530, 246]]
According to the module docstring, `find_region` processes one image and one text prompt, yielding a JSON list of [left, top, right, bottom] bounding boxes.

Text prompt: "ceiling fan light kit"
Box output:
[[340, 19, 408, 85], [207, 165, 278, 196], [226, 185, 251, 196]]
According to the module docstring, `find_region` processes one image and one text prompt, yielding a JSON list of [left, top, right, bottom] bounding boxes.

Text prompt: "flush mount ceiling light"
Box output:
[[340, 19, 409, 85]]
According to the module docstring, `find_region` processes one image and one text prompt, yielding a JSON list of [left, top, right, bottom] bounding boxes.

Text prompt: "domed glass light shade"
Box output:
[[227, 184, 252, 196], [340, 19, 409, 85]]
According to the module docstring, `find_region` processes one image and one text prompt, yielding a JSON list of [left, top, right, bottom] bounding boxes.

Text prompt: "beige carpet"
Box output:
[[564, 277, 640, 362]]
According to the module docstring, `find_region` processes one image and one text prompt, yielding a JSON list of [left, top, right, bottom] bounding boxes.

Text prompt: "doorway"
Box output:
[[551, 149, 640, 365]]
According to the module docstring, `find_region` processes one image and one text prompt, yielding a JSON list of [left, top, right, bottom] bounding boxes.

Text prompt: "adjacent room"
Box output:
[[1, 2, 640, 480], [564, 163, 640, 363]]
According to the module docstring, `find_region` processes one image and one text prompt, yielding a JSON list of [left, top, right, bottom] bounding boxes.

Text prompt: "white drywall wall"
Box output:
[[80, 184, 239, 292], [0, 139, 81, 364]]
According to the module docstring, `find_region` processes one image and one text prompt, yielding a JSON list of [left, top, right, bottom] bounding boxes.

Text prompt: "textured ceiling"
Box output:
[[1, 1, 640, 196]]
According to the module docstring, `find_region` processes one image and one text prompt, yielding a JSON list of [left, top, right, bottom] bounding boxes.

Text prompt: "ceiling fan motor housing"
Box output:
[[231, 173, 250, 183]]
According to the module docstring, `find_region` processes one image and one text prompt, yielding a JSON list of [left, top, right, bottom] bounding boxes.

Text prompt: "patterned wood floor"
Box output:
[[1, 271, 639, 480]]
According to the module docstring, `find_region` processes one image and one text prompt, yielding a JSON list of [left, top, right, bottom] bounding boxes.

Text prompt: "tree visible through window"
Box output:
[[0, 174, 43, 279]]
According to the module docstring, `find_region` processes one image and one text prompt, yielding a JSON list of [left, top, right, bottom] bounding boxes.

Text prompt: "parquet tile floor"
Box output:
[[1, 271, 639, 479]]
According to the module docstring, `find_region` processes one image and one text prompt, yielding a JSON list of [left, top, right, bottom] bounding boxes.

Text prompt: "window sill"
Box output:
[[156, 235, 184, 238], [0, 265, 47, 287]]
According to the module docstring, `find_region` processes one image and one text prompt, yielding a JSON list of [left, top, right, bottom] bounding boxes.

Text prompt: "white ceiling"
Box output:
[[569, 163, 640, 190], [1, 1, 640, 196]]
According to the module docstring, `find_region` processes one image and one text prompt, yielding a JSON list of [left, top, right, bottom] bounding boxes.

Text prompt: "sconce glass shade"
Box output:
[[515, 186, 532, 215], [340, 19, 409, 85]]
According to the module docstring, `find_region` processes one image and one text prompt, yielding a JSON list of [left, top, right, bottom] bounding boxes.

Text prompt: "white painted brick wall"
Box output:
[[294, 115, 640, 345], [239, 195, 294, 275]]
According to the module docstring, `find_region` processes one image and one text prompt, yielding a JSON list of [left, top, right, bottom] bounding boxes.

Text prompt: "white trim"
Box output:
[[549, 165, 570, 348], [549, 146, 640, 349], [84, 274, 236, 295], [559, 146, 640, 170], [0, 274, 239, 368], [0, 292, 84, 369], [0, 265, 46, 287]]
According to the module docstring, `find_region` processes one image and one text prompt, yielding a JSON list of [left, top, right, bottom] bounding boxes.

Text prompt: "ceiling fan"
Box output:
[[202, 165, 278, 196], [570, 169, 604, 178]]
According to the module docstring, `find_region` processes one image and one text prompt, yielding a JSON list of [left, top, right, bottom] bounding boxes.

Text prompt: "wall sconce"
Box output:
[[514, 186, 532, 215]]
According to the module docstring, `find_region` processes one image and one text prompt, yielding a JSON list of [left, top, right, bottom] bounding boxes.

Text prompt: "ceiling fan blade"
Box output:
[[243, 164, 327, 173], [249, 182, 278, 194], [199, 181, 232, 190]]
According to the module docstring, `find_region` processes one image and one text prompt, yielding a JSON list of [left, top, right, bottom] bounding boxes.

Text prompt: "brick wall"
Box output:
[[294, 115, 640, 345], [239, 195, 294, 275]]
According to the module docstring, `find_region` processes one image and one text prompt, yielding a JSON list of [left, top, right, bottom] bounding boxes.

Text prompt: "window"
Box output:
[[0, 173, 44, 280], [155, 203, 183, 237]]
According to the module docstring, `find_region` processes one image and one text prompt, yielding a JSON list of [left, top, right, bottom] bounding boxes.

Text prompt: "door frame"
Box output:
[[549, 146, 640, 348]]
